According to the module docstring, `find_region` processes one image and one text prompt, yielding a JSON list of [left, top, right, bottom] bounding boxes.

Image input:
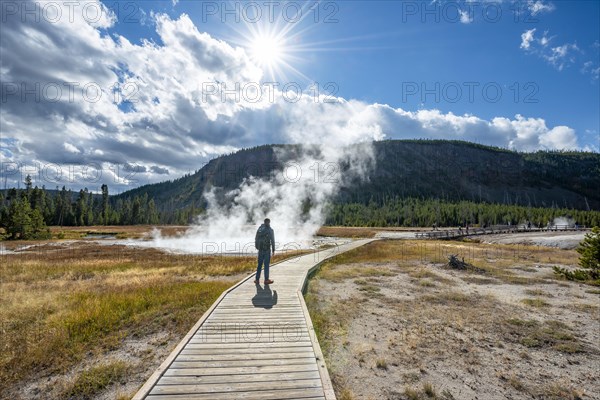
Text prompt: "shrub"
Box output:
[[553, 227, 600, 283]]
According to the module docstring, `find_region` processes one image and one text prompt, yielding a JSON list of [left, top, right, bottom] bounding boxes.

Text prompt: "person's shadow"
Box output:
[[252, 283, 278, 309]]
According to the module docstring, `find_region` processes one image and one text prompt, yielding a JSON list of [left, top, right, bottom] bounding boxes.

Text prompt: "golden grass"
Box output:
[[318, 265, 395, 282], [375, 358, 388, 370], [423, 290, 473, 304], [403, 382, 451, 400], [541, 383, 585, 399], [0, 241, 304, 283], [409, 267, 454, 286], [48, 225, 189, 240], [316, 226, 377, 238], [505, 319, 581, 353], [569, 302, 599, 314], [524, 289, 553, 297], [60, 361, 131, 400], [315, 239, 579, 275], [337, 388, 356, 400], [521, 298, 551, 308], [1, 278, 232, 393]]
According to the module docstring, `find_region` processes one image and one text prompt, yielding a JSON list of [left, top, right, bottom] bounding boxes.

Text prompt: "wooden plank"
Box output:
[[183, 341, 313, 350], [215, 303, 302, 307], [197, 326, 310, 336], [146, 387, 326, 399], [208, 311, 303, 316], [191, 334, 310, 342], [197, 325, 308, 331], [180, 346, 314, 355], [163, 363, 319, 377], [207, 313, 305, 317], [215, 305, 299, 308], [206, 316, 307, 321], [200, 318, 306, 328], [157, 370, 321, 385], [175, 351, 315, 361], [197, 324, 308, 331], [209, 309, 303, 313], [194, 330, 309, 337], [170, 358, 317, 369], [186, 339, 312, 345], [150, 378, 323, 395]]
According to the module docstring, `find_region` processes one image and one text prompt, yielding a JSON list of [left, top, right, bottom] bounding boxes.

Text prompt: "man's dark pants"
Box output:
[[256, 249, 271, 281]]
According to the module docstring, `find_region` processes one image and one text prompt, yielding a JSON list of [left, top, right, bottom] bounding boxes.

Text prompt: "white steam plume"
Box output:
[[145, 141, 375, 254], [550, 216, 576, 228]]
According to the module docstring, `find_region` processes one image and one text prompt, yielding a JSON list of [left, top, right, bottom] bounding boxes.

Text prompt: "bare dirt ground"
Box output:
[[306, 240, 600, 400], [19, 331, 181, 400], [473, 231, 586, 250]]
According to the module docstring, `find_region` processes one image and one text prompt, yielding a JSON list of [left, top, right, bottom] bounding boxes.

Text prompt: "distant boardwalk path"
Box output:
[[414, 224, 589, 240], [133, 239, 375, 400]]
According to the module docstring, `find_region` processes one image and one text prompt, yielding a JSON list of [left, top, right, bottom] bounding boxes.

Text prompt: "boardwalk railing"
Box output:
[[415, 225, 588, 240]]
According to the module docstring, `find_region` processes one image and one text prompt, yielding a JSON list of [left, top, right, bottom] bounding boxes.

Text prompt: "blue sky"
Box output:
[[107, 0, 600, 146], [0, 0, 599, 191]]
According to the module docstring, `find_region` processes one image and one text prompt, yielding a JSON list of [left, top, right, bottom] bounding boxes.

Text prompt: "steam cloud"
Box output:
[[145, 141, 376, 254], [550, 217, 576, 228]]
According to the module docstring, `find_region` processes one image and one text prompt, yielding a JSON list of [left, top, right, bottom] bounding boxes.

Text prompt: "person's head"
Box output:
[[264, 218, 270, 226]]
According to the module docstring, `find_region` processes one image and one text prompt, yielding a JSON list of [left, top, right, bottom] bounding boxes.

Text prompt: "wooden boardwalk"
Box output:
[[414, 225, 589, 240], [133, 239, 375, 400]]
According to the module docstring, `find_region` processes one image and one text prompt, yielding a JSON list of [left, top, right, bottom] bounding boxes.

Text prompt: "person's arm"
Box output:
[[255, 229, 259, 249], [270, 229, 275, 254]]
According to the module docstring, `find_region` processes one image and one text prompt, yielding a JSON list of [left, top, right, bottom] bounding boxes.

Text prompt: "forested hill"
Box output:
[[115, 140, 600, 212]]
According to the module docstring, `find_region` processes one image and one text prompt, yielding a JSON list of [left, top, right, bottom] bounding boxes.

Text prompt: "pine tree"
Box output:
[[576, 227, 600, 278], [148, 199, 159, 225], [24, 175, 32, 193], [30, 207, 50, 239], [7, 196, 33, 239], [101, 184, 109, 225], [132, 196, 142, 224], [76, 189, 87, 226]]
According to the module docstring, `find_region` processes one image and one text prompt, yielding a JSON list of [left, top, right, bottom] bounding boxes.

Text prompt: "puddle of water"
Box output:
[[83, 234, 117, 239]]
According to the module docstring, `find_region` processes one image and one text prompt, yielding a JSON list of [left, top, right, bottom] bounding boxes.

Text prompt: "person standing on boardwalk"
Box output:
[[254, 218, 275, 285]]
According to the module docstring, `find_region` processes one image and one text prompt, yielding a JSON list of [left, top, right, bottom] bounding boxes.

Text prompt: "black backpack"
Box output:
[[256, 225, 271, 250]]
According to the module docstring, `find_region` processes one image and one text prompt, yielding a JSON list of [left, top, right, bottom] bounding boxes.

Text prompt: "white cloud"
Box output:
[[459, 10, 473, 24], [64, 143, 81, 153], [519, 28, 581, 71], [539, 126, 578, 150], [520, 28, 536, 50], [543, 43, 579, 71], [581, 61, 600, 81], [527, 0, 555, 15], [540, 31, 551, 46]]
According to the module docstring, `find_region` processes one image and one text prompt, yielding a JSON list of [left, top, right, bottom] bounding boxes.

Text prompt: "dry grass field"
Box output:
[[2, 227, 597, 400], [305, 240, 600, 400], [48, 225, 189, 240], [315, 226, 438, 239], [0, 235, 305, 400]]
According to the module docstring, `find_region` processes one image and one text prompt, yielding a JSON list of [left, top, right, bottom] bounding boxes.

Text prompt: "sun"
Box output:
[[250, 34, 284, 67]]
